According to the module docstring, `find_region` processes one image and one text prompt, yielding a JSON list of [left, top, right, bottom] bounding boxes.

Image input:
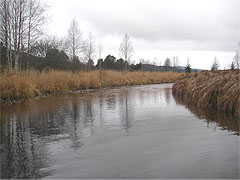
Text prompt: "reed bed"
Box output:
[[172, 70, 240, 117], [0, 70, 180, 102]]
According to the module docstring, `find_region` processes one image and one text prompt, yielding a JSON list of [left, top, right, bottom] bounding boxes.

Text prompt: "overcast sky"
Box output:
[[45, 0, 240, 69]]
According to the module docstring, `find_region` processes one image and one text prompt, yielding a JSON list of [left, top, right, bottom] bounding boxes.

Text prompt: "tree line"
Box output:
[[0, 0, 190, 73], [1, 0, 239, 72], [0, 0, 138, 72]]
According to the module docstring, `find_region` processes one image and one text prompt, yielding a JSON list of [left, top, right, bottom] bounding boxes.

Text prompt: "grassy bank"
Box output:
[[172, 70, 240, 117], [0, 70, 181, 102]]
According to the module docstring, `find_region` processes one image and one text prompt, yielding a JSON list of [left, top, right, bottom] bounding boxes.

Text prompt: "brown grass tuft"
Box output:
[[172, 70, 240, 118]]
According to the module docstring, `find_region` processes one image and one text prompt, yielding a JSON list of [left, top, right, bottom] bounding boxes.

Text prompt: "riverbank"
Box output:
[[0, 70, 181, 102], [172, 70, 239, 117]]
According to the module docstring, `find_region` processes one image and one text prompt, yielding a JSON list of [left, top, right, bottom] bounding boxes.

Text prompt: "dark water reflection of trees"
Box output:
[[173, 94, 239, 136], [0, 99, 61, 179], [0, 90, 133, 179]]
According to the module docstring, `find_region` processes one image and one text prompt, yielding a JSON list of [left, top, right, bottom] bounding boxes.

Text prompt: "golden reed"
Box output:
[[0, 70, 181, 102], [172, 70, 240, 117]]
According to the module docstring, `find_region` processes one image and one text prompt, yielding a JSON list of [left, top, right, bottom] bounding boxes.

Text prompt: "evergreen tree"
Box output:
[[211, 56, 219, 71], [230, 61, 235, 70], [103, 55, 116, 69], [185, 59, 191, 73], [96, 58, 103, 69]]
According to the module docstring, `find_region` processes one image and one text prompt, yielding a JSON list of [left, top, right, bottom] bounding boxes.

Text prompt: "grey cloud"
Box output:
[[71, 0, 240, 51]]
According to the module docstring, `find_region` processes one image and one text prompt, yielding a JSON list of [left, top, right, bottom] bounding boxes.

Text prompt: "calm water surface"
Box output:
[[0, 84, 239, 179]]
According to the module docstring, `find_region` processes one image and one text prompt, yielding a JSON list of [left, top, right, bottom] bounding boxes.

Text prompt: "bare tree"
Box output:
[[119, 33, 134, 64], [30, 36, 64, 57], [10, 0, 29, 69], [152, 57, 158, 66], [158, 60, 162, 66], [0, 0, 10, 68], [164, 57, 171, 71], [27, 0, 47, 55], [233, 50, 239, 70], [98, 43, 103, 60], [97, 43, 103, 85], [65, 18, 82, 60], [0, 0, 47, 70], [25, 0, 47, 68], [139, 58, 145, 64], [172, 56, 180, 67], [82, 32, 96, 70], [97, 43, 103, 71]]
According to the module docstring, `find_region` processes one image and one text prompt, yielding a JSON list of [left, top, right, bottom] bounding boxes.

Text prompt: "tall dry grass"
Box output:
[[172, 70, 240, 118], [0, 70, 180, 102]]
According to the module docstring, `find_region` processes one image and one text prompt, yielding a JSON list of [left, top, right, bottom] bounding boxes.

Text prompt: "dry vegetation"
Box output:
[[172, 70, 240, 118], [0, 70, 180, 102]]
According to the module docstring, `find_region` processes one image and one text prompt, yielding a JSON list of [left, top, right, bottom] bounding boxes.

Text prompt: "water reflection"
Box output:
[[0, 89, 137, 179], [173, 94, 240, 135], [69, 98, 82, 149], [1, 84, 239, 179], [106, 93, 117, 110], [0, 117, 51, 179], [164, 87, 171, 105], [119, 90, 131, 135], [0, 98, 70, 179]]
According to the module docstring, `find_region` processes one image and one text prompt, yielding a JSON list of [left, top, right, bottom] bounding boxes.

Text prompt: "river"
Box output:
[[0, 84, 239, 179]]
